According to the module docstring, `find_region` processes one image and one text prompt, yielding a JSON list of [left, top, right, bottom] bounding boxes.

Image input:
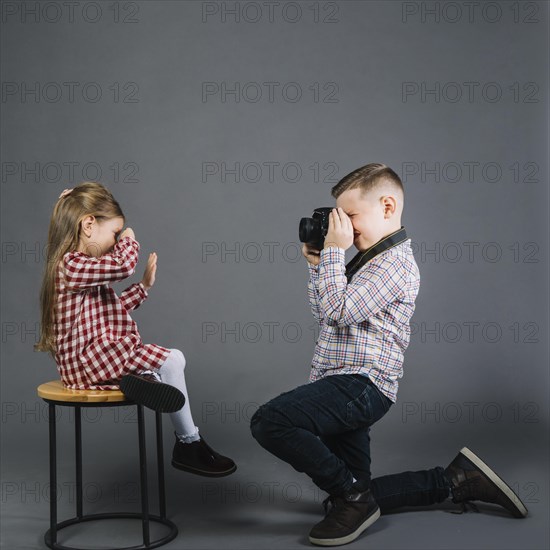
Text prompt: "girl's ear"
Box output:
[[80, 215, 96, 236]]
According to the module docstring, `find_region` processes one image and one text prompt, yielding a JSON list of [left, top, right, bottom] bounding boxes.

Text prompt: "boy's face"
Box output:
[[81, 216, 124, 257], [336, 188, 396, 251]]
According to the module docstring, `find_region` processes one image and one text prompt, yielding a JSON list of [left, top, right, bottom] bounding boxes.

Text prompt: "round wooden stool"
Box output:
[[37, 380, 178, 550]]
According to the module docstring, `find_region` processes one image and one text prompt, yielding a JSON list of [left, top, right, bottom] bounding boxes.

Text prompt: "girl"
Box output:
[[34, 181, 236, 477]]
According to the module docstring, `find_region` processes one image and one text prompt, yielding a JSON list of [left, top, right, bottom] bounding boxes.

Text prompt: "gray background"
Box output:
[[1, 1, 548, 548]]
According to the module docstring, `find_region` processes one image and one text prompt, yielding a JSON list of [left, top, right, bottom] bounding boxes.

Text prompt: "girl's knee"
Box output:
[[171, 348, 186, 370]]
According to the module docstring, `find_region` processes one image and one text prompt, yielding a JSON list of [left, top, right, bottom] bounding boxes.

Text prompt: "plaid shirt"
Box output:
[[54, 235, 171, 390], [307, 239, 420, 403]]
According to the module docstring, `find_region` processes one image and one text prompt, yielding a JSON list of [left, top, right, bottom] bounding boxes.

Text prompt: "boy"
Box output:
[[250, 163, 527, 546]]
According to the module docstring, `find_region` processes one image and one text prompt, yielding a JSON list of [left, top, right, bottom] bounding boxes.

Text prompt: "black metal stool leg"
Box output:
[[155, 411, 166, 519], [75, 405, 83, 520], [48, 403, 57, 546], [42, 397, 178, 549], [137, 404, 150, 546]]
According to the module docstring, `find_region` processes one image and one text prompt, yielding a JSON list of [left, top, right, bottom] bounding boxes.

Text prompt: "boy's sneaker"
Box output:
[[309, 487, 380, 546], [119, 373, 185, 413], [171, 433, 237, 477], [444, 446, 528, 518]]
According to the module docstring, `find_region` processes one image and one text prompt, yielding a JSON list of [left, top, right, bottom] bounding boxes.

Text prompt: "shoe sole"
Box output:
[[119, 375, 186, 413], [171, 460, 237, 477], [308, 506, 380, 546], [460, 446, 528, 518]]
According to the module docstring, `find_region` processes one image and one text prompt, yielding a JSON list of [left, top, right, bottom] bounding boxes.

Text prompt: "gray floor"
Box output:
[[1, 419, 548, 550]]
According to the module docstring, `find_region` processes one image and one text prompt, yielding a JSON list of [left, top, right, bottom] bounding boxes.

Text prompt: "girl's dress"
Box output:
[[54, 235, 171, 389]]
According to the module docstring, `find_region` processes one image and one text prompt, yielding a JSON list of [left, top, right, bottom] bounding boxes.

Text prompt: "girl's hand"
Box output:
[[120, 227, 135, 241], [141, 253, 157, 291], [323, 208, 354, 251]]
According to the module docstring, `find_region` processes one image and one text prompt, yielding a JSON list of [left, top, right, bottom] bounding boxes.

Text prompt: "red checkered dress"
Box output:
[[53, 235, 171, 390]]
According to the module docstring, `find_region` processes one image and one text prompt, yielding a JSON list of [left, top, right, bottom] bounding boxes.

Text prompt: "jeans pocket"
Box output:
[[345, 385, 373, 428], [376, 388, 393, 414], [345, 382, 389, 428]]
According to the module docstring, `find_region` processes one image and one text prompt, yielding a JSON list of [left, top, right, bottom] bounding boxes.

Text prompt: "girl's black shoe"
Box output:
[[171, 433, 237, 477], [119, 373, 185, 413]]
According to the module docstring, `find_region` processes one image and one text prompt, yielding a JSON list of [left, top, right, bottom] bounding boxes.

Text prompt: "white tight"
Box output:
[[156, 348, 200, 442]]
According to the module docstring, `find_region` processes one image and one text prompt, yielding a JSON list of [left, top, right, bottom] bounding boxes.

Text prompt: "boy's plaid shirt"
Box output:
[[54, 236, 171, 390], [307, 239, 420, 403]]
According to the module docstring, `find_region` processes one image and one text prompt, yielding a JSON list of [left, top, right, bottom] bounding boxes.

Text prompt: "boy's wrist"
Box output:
[[320, 246, 345, 265]]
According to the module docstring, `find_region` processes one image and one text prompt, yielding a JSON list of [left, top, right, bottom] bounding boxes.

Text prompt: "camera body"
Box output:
[[299, 207, 333, 251]]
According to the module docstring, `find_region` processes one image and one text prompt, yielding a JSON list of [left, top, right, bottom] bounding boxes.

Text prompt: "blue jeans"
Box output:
[[250, 374, 451, 512]]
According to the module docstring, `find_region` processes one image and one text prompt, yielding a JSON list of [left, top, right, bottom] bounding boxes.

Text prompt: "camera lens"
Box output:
[[299, 218, 316, 242]]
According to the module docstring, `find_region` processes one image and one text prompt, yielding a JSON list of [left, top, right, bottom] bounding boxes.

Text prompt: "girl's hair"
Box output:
[[34, 182, 125, 358]]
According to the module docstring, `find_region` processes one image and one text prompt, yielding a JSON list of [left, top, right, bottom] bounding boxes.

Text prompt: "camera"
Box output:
[[299, 207, 333, 251]]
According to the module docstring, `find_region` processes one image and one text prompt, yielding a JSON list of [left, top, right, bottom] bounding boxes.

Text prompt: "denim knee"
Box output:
[[250, 406, 265, 441], [250, 403, 285, 444]]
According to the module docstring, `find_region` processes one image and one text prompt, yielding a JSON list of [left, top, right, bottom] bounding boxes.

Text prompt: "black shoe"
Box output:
[[171, 432, 237, 477], [119, 373, 185, 413], [309, 487, 380, 546], [444, 446, 528, 518]]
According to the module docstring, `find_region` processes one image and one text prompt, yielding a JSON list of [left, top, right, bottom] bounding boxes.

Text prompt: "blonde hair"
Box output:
[[34, 182, 125, 358]]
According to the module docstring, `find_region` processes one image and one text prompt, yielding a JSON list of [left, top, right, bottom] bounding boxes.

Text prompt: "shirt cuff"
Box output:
[[319, 246, 345, 267], [308, 263, 320, 275]]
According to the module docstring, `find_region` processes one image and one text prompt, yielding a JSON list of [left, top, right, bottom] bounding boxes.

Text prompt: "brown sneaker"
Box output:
[[444, 447, 528, 518], [308, 488, 380, 546], [119, 373, 185, 413], [171, 433, 237, 477]]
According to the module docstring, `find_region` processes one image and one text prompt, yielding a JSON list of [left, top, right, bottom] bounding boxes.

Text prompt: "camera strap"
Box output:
[[345, 226, 408, 283]]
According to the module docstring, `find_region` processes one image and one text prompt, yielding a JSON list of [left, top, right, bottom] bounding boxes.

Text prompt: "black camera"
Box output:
[[299, 207, 333, 251]]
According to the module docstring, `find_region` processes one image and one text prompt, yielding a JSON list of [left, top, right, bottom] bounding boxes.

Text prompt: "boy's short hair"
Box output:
[[331, 163, 404, 202]]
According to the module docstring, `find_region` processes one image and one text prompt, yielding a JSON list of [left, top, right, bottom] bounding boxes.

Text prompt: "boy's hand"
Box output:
[[323, 207, 354, 251], [141, 252, 157, 290], [302, 243, 321, 266]]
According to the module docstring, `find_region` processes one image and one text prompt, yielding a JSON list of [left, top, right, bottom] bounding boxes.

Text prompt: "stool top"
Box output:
[[37, 380, 127, 403]]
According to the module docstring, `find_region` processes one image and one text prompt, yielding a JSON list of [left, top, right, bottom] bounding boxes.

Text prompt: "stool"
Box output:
[[37, 380, 178, 550]]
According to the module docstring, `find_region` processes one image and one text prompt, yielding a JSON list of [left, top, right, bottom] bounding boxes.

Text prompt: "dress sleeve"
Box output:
[[62, 236, 140, 290], [119, 281, 148, 311]]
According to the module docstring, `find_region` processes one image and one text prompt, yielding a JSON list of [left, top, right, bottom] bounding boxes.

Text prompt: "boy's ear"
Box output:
[[381, 195, 397, 215]]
